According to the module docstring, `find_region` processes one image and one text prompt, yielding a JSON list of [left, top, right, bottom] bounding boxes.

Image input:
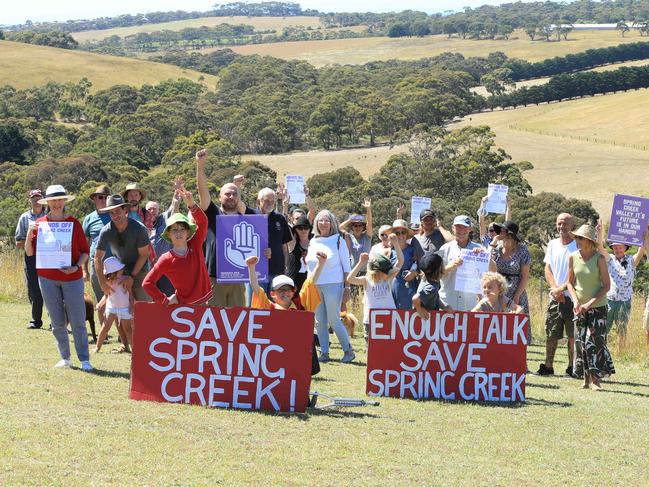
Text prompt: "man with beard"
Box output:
[[196, 148, 255, 307], [537, 213, 578, 377], [415, 209, 453, 254], [121, 183, 147, 224]]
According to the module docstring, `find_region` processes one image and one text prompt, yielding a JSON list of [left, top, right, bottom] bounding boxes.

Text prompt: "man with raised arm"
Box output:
[[537, 213, 578, 377], [195, 148, 256, 307]]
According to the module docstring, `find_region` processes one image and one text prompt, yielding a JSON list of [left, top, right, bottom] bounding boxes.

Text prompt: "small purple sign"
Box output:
[[215, 214, 268, 283], [608, 194, 649, 247]]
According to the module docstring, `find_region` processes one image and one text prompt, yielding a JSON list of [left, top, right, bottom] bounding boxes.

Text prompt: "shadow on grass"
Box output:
[[599, 388, 649, 398], [525, 396, 572, 408], [311, 376, 334, 382], [85, 368, 130, 379], [253, 407, 380, 421], [603, 379, 649, 388], [526, 382, 561, 390]]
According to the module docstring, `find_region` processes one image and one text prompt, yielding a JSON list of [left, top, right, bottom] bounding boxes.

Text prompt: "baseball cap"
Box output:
[[271, 275, 296, 290], [28, 189, 43, 199], [452, 215, 472, 227], [368, 254, 393, 273], [420, 208, 436, 220]]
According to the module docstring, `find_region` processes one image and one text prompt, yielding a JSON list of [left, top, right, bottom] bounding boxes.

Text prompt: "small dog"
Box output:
[[340, 311, 359, 338], [84, 293, 97, 343]]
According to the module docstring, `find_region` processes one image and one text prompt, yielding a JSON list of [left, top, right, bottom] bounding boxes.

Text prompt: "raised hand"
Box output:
[[195, 149, 207, 163], [362, 197, 372, 209], [396, 202, 405, 218], [224, 221, 260, 269], [177, 185, 195, 208]]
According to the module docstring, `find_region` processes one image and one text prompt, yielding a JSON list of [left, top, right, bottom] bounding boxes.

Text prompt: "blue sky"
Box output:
[[2, 1, 519, 26]]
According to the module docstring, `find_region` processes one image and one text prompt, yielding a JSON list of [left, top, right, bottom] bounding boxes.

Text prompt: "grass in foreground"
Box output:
[[224, 29, 647, 67], [0, 41, 219, 92], [1, 287, 648, 485]]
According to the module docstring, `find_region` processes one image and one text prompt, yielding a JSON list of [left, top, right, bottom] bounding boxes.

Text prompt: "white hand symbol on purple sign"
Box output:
[[224, 221, 260, 269]]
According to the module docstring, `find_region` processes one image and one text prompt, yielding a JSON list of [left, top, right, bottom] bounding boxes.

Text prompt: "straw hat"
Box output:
[[570, 224, 597, 243], [37, 185, 75, 204], [121, 182, 146, 200], [391, 219, 414, 237]]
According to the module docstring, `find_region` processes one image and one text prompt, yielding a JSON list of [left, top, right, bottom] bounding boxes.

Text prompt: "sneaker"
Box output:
[[341, 349, 356, 363], [27, 322, 42, 329], [54, 359, 71, 368], [565, 366, 574, 377], [80, 361, 93, 372], [536, 363, 554, 376], [318, 352, 330, 363]]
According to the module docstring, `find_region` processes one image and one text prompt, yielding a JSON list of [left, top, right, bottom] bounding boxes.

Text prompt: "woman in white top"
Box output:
[[305, 210, 355, 364]]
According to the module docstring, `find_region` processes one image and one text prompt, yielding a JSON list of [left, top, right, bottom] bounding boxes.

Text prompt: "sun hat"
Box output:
[[90, 184, 111, 199], [103, 256, 125, 275], [100, 194, 129, 213], [420, 208, 436, 221], [291, 215, 312, 237], [391, 219, 414, 237], [608, 242, 630, 251], [452, 215, 472, 227], [368, 254, 393, 273], [271, 275, 295, 290], [570, 224, 597, 243], [121, 182, 147, 200], [162, 213, 197, 242], [37, 185, 75, 205], [492, 220, 520, 241], [28, 189, 43, 199], [377, 224, 392, 237]]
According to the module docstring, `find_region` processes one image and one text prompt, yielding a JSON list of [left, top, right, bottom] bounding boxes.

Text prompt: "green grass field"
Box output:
[[72, 16, 324, 43], [223, 29, 647, 67], [2, 268, 649, 484], [0, 40, 219, 92]]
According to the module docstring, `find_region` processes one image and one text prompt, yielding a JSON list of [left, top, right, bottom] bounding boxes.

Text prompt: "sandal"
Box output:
[[111, 345, 130, 354]]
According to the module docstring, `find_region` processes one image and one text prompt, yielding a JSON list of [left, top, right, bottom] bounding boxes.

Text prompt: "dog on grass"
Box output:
[[84, 293, 97, 343], [340, 311, 359, 338]]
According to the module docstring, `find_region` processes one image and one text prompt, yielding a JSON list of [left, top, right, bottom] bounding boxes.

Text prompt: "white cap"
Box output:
[[103, 256, 125, 275], [271, 275, 295, 290]]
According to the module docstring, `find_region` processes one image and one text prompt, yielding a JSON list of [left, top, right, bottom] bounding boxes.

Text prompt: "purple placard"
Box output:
[[215, 214, 268, 283], [608, 194, 649, 246]]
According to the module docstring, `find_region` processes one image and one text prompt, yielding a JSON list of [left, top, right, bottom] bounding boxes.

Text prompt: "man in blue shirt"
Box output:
[[15, 189, 47, 329]]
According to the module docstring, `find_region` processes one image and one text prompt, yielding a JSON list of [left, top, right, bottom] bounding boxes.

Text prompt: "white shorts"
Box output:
[[107, 307, 132, 320]]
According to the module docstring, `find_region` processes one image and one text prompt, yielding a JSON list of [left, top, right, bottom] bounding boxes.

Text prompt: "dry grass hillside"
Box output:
[[0, 40, 219, 91]]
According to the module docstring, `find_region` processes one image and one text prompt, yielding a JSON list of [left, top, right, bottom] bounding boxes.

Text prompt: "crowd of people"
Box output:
[[14, 149, 649, 392]]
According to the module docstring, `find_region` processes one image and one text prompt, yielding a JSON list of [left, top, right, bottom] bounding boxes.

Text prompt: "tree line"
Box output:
[[3, 2, 317, 34], [485, 64, 649, 109], [504, 41, 649, 80], [2, 30, 78, 49]]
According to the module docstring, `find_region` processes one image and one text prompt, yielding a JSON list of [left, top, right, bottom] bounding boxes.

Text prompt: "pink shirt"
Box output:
[[107, 277, 130, 309]]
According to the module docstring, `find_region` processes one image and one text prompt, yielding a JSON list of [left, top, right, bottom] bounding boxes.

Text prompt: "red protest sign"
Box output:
[[366, 309, 528, 402], [130, 302, 314, 413]]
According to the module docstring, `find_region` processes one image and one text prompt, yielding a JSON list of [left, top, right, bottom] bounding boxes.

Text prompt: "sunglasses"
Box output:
[[621, 260, 628, 268], [294, 226, 309, 231], [380, 233, 388, 238], [94, 195, 107, 200], [394, 230, 408, 236], [488, 228, 496, 233], [352, 223, 365, 227]]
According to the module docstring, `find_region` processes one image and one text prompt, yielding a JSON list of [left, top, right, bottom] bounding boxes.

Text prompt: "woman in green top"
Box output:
[[566, 223, 614, 390]]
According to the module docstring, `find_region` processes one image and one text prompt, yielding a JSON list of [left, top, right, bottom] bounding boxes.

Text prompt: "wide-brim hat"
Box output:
[[90, 184, 111, 199], [391, 219, 414, 237], [291, 215, 312, 236], [571, 224, 597, 243], [103, 256, 125, 275], [343, 214, 367, 229], [37, 185, 75, 204], [492, 220, 520, 241], [121, 182, 146, 200], [608, 241, 630, 251], [100, 194, 129, 213], [162, 213, 197, 242]]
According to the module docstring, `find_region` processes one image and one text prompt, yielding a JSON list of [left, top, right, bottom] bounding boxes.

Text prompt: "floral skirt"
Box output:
[[573, 306, 615, 379]]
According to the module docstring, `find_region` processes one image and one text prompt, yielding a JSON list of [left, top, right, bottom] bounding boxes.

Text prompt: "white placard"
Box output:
[[285, 175, 305, 204], [410, 196, 432, 225], [36, 221, 73, 269], [455, 248, 490, 295], [485, 184, 508, 215]]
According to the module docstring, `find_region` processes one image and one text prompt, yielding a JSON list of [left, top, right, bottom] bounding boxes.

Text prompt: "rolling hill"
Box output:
[[0, 40, 219, 91]]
